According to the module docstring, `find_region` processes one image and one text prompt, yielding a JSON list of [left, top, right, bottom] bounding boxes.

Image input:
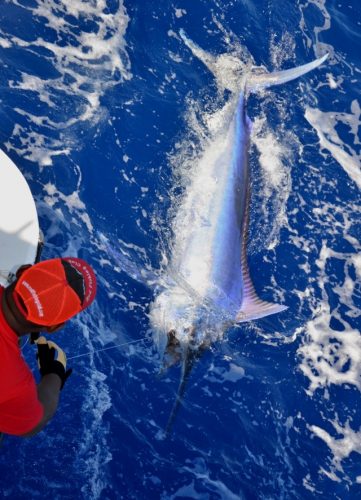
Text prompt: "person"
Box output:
[[0, 257, 96, 437]]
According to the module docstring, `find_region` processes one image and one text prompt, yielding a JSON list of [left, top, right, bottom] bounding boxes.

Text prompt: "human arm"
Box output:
[[20, 373, 61, 437], [20, 338, 71, 438]]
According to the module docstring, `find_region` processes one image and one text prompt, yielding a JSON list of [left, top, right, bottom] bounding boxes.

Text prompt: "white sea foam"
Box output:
[[292, 0, 361, 482], [205, 361, 246, 384], [78, 363, 112, 499], [305, 102, 361, 189], [1, 0, 131, 164], [309, 419, 361, 478], [297, 97, 361, 399], [298, 234, 361, 394], [299, 0, 334, 60], [175, 8, 187, 19], [43, 181, 93, 232]]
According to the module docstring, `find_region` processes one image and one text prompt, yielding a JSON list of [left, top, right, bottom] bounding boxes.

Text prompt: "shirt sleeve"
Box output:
[[0, 378, 44, 436]]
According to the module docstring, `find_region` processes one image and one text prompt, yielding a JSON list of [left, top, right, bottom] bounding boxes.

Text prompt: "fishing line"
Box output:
[[22, 335, 150, 359], [67, 337, 150, 361], [20, 336, 30, 350]]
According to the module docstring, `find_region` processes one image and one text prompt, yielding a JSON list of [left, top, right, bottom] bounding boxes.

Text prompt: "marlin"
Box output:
[[149, 53, 328, 434]]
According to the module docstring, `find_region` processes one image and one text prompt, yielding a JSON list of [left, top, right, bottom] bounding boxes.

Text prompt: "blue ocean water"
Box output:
[[0, 0, 360, 498]]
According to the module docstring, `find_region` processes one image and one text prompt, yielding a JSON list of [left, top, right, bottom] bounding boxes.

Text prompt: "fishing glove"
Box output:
[[36, 341, 72, 390]]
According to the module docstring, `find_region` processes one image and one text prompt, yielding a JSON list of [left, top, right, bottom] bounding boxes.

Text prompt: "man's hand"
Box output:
[[36, 337, 72, 390]]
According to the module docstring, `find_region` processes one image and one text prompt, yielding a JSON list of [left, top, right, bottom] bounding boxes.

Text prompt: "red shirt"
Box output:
[[0, 286, 43, 435]]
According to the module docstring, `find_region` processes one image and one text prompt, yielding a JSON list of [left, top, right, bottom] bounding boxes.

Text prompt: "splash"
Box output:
[[174, 30, 292, 251], [180, 29, 254, 93]]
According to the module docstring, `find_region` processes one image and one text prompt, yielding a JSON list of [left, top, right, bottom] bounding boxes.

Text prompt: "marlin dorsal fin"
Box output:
[[237, 258, 287, 323]]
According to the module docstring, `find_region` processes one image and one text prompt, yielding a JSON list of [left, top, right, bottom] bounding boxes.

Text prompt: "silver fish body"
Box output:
[[150, 93, 283, 355]]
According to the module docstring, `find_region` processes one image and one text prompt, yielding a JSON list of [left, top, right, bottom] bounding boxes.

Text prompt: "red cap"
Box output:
[[13, 258, 97, 326]]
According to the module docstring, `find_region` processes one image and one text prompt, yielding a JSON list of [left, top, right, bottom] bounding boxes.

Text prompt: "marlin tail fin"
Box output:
[[247, 53, 329, 93]]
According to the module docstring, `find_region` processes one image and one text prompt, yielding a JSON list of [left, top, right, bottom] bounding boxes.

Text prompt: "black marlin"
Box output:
[[149, 52, 328, 434]]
